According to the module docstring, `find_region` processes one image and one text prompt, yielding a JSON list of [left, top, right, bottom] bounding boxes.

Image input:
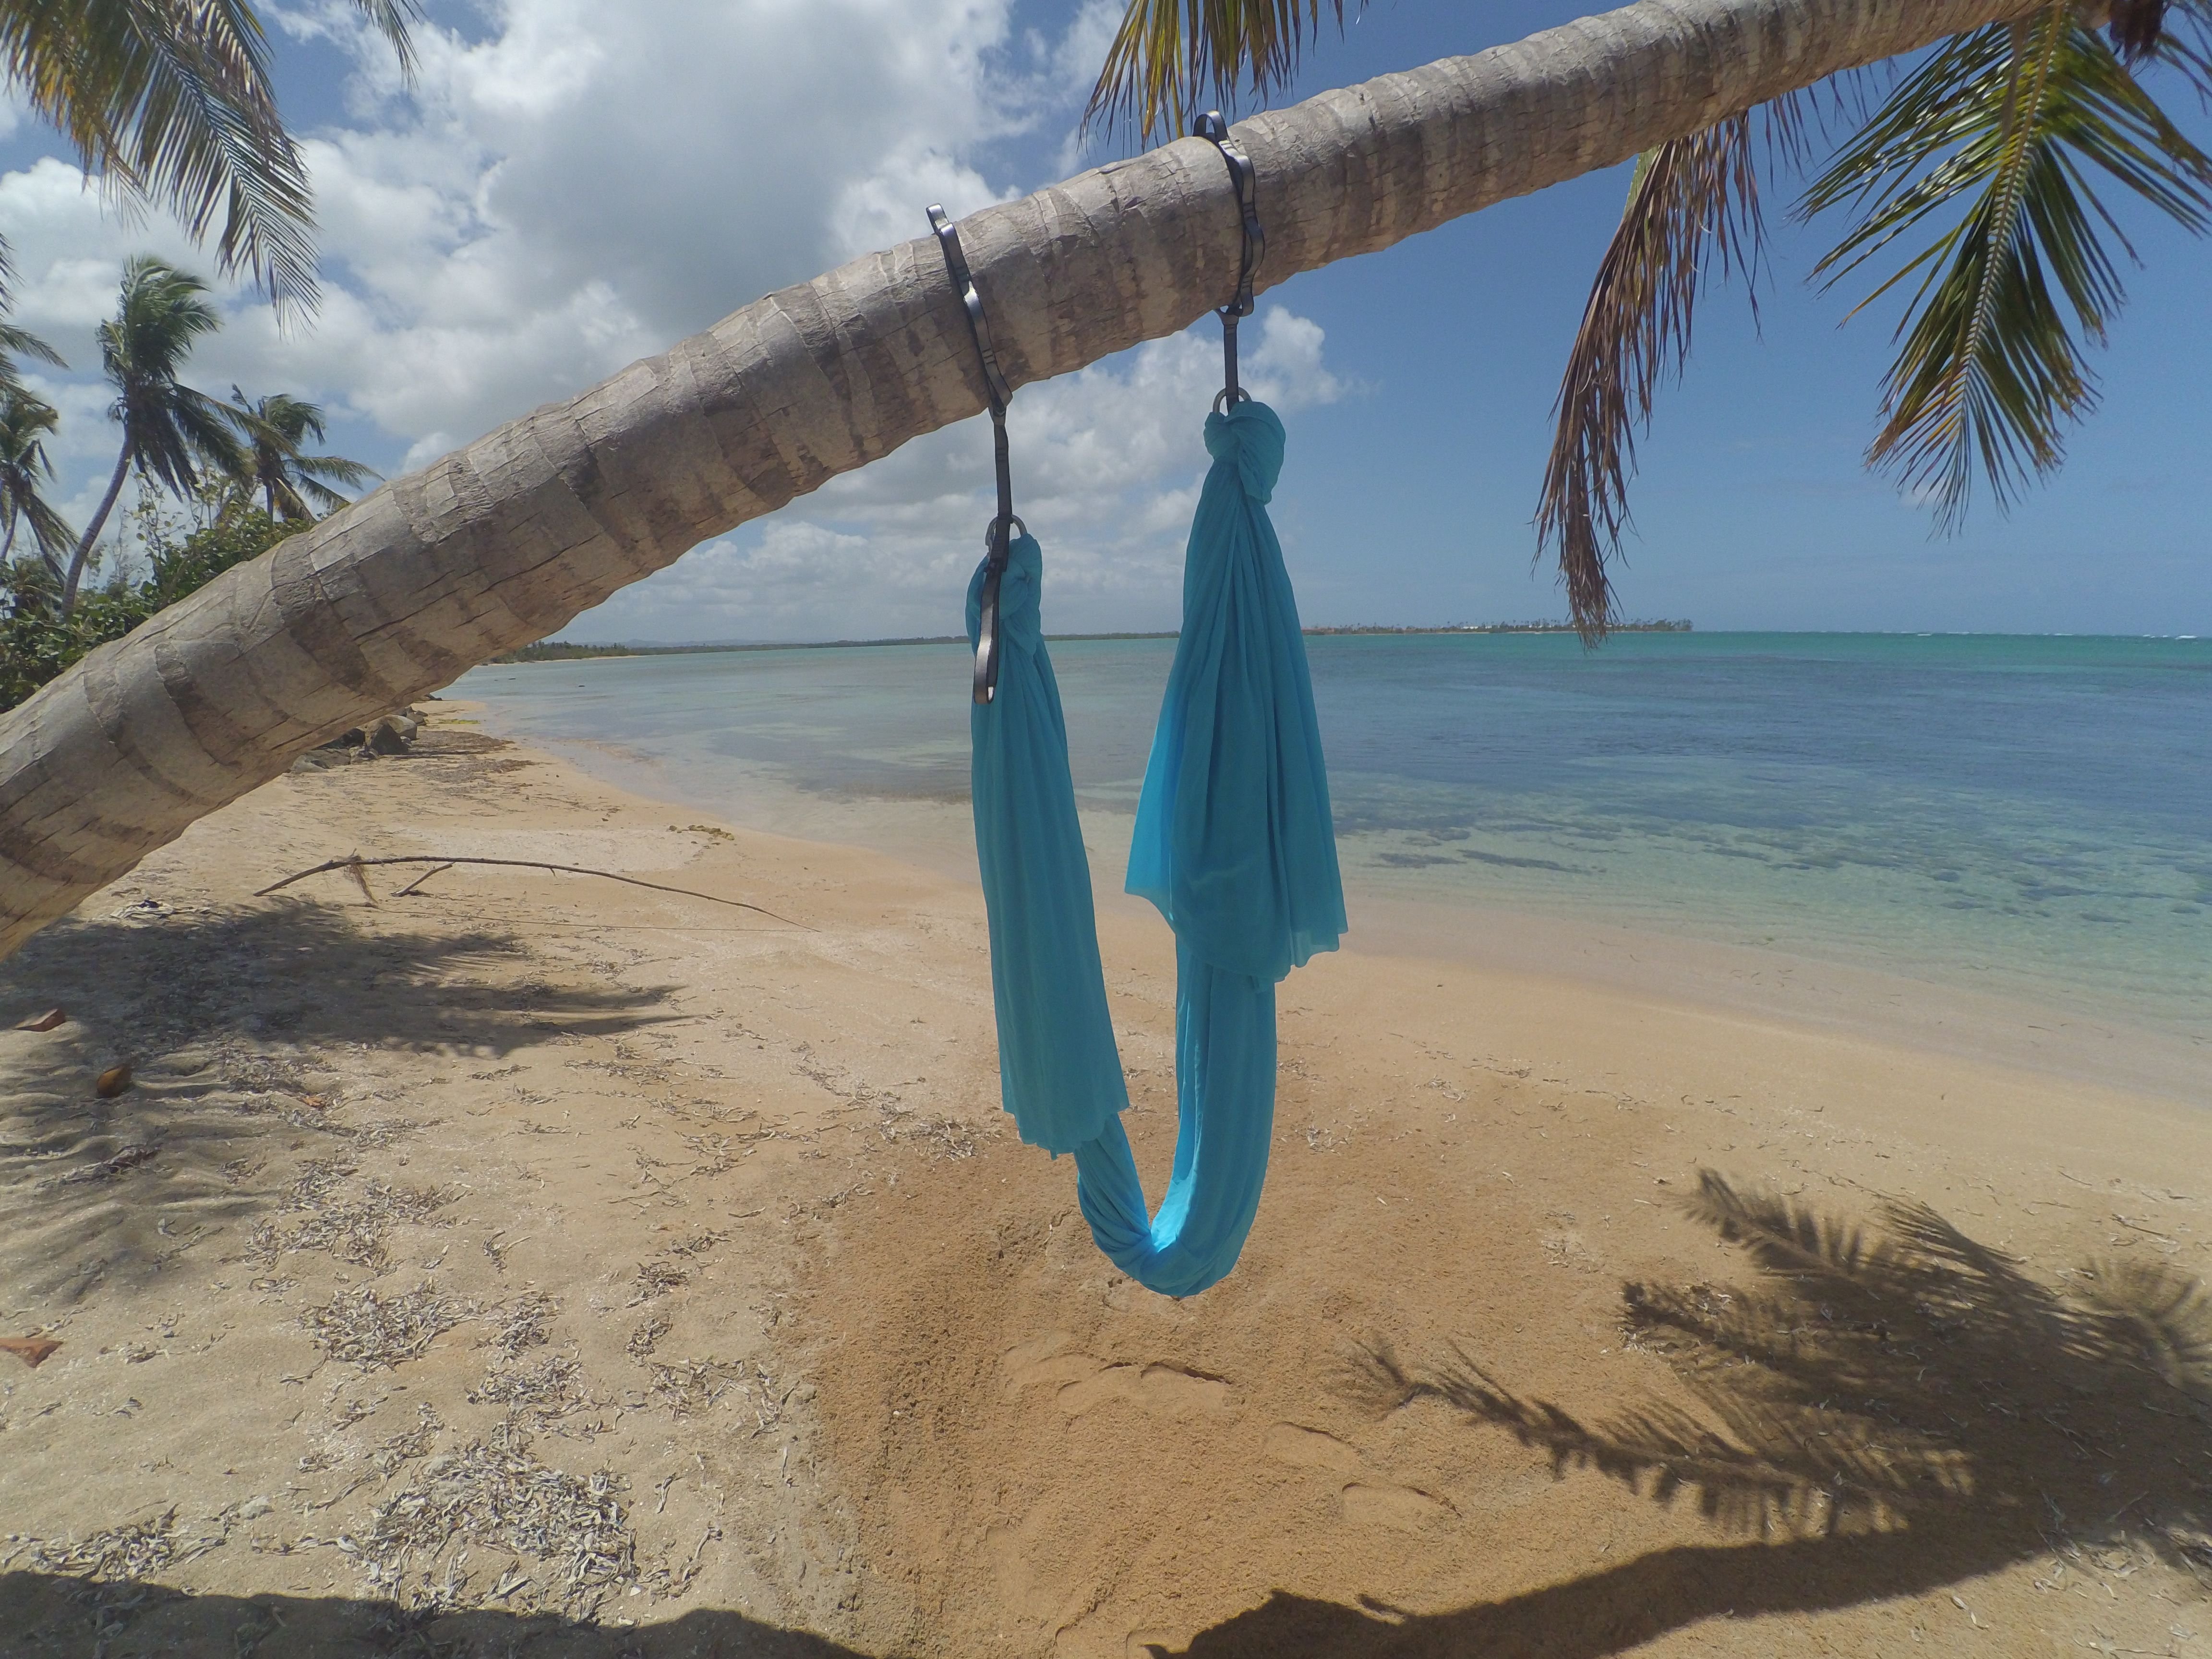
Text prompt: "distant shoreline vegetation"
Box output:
[[492, 620, 1695, 663], [1307, 619, 1693, 636]]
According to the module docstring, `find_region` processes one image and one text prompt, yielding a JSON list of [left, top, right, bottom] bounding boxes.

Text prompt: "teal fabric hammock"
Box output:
[[937, 120, 1345, 1296]]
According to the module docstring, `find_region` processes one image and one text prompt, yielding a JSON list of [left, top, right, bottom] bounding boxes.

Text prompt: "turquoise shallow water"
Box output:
[[456, 632, 2212, 1049]]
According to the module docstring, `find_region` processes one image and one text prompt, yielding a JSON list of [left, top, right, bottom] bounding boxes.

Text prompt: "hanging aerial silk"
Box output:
[[945, 112, 1343, 1297], [966, 399, 1342, 1296]]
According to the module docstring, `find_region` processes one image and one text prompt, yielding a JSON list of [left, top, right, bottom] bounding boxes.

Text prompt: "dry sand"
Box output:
[[1, 708, 2206, 1659]]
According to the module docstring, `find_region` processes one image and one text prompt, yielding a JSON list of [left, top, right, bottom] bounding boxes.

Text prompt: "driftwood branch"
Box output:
[[393, 862, 453, 898], [254, 855, 811, 930]]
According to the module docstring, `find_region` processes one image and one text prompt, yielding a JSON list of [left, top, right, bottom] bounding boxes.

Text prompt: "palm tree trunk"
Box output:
[[0, 0, 2047, 957], [60, 446, 132, 618]]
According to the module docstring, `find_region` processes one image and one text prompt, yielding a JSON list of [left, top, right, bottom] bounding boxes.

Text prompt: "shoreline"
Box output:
[[474, 708, 2211, 1114], [2, 713, 2206, 1657]]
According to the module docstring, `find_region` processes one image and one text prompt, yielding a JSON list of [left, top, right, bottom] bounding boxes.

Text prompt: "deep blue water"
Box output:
[[457, 632, 2212, 1042]]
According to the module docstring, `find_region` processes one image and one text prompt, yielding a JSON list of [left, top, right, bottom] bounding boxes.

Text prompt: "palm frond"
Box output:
[[1086, 0, 1354, 143], [2109, 0, 2172, 62], [0, 384, 71, 567], [1535, 115, 1767, 643], [2139, 0, 2212, 107], [3, 1, 313, 313], [171, 386, 247, 484], [0, 2, 421, 317], [294, 452, 377, 493], [18, 490, 75, 565], [349, 0, 424, 81], [0, 321, 64, 370], [1803, 9, 2212, 527]]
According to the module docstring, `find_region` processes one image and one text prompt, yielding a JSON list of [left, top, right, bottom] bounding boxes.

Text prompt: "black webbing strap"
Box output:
[[1193, 112, 1265, 411], [928, 204, 1021, 705]]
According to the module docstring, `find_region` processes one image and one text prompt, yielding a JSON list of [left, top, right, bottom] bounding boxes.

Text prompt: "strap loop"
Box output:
[[1193, 112, 1265, 407], [929, 204, 1017, 704]]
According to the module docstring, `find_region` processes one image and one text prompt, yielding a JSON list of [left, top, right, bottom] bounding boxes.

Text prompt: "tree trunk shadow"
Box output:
[[1168, 1524, 2029, 1657], [0, 1572, 869, 1656]]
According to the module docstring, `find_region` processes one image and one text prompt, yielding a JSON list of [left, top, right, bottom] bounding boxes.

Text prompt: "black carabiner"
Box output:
[[928, 204, 1018, 705], [1194, 112, 1265, 410]]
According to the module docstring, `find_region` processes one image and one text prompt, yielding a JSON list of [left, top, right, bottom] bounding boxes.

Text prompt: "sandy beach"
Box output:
[[2, 706, 2207, 1658]]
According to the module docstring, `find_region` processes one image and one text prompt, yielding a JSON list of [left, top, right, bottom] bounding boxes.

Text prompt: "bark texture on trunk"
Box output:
[[0, 0, 2041, 956]]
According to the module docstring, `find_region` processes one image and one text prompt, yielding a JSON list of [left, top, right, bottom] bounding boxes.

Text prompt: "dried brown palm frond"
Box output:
[[2109, 0, 2172, 61], [1535, 115, 1767, 643], [1085, 0, 1358, 142]]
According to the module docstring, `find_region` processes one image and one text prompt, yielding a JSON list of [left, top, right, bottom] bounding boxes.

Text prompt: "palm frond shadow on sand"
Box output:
[[1170, 1169, 2212, 1659], [0, 901, 678, 1305]]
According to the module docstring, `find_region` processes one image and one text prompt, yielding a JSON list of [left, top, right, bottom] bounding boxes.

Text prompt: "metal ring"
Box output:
[[983, 514, 1027, 551], [1212, 388, 1251, 415]]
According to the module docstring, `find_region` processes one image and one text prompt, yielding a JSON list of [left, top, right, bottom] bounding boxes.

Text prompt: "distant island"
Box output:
[[492, 619, 1692, 662], [491, 640, 640, 662]]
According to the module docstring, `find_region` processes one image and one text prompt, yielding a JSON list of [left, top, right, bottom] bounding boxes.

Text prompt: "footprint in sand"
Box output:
[[1340, 1481, 1455, 1531], [1056, 1363, 1232, 1418], [1265, 1422, 1452, 1528], [1002, 1335, 1234, 1417], [1263, 1422, 1365, 1473]]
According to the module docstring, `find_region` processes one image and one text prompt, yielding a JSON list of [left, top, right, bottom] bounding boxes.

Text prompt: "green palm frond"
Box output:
[[1536, 115, 1770, 642], [0, 384, 72, 575], [0, 1, 422, 317], [0, 325, 65, 371], [348, 0, 421, 79], [1086, 0, 1357, 142], [1803, 8, 2212, 527]]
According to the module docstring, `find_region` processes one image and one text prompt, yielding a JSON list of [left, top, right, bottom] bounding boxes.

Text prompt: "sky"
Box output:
[[0, 0, 2205, 642]]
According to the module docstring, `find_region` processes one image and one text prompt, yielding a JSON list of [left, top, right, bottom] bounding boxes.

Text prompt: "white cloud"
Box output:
[[572, 304, 1351, 642], [0, 0, 1346, 637]]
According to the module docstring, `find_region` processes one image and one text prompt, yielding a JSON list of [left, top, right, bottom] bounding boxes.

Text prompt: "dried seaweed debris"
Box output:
[[352, 1429, 635, 1614], [487, 1291, 558, 1355], [302, 1284, 473, 1368], [470, 1353, 591, 1420], [23, 1507, 225, 1579]]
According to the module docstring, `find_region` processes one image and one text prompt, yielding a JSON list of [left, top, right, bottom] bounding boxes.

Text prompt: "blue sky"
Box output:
[[0, 0, 2204, 639]]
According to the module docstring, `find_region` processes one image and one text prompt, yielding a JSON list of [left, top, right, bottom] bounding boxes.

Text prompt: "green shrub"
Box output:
[[0, 501, 304, 712]]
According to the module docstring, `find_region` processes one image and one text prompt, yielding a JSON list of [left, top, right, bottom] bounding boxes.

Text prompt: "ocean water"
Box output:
[[456, 632, 2212, 1053]]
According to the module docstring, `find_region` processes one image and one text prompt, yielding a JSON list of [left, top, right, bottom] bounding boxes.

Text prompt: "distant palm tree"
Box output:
[[62, 257, 241, 616], [0, 385, 72, 583], [223, 390, 379, 522], [0, 1, 420, 314]]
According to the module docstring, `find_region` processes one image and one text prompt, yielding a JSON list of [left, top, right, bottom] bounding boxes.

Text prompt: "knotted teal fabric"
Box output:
[[969, 398, 1343, 1296]]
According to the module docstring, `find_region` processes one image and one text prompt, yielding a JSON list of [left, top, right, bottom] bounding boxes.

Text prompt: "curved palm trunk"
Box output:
[[60, 447, 133, 618], [0, 0, 2043, 957]]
